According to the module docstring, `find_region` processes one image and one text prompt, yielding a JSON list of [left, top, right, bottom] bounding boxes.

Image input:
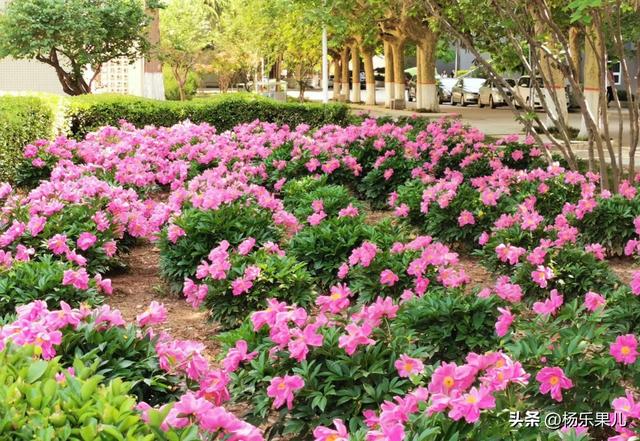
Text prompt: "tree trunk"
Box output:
[[391, 40, 406, 109], [568, 26, 581, 82], [332, 57, 341, 101], [351, 45, 361, 103], [384, 40, 395, 108], [417, 30, 439, 112], [362, 47, 376, 106], [340, 47, 350, 102], [578, 24, 602, 139]]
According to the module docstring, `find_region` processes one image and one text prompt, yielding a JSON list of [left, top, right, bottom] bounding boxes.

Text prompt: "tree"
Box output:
[[0, 0, 152, 95], [159, 0, 212, 101], [424, 0, 640, 189]]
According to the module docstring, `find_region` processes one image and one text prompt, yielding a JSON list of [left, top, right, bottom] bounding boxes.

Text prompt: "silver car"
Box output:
[[450, 78, 486, 106], [479, 79, 516, 108]]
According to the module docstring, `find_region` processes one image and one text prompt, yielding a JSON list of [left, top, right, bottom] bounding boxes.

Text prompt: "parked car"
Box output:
[[450, 78, 486, 106], [478, 79, 516, 108], [438, 77, 457, 103], [514, 75, 570, 109]]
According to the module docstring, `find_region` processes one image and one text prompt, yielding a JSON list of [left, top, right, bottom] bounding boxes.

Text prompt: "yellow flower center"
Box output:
[[403, 362, 414, 372], [495, 359, 505, 368], [621, 346, 631, 355], [443, 376, 455, 388], [465, 395, 478, 404], [549, 376, 559, 385], [327, 436, 339, 441], [278, 383, 286, 390], [330, 292, 342, 300]]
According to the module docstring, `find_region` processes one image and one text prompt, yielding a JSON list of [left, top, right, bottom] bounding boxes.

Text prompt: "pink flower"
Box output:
[[380, 269, 399, 287], [338, 203, 359, 218], [136, 301, 167, 326], [394, 354, 424, 378], [394, 203, 409, 217], [311, 199, 324, 212], [631, 271, 640, 296], [338, 323, 375, 355], [536, 366, 573, 402], [494, 276, 523, 303], [532, 289, 563, 317], [316, 284, 351, 314], [337, 263, 349, 279], [448, 386, 496, 423], [288, 323, 324, 362], [222, 340, 258, 372], [383, 168, 394, 180], [103, 241, 117, 257], [583, 291, 606, 312], [585, 243, 606, 260], [231, 278, 254, 296], [531, 265, 554, 288], [167, 224, 186, 243], [478, 232, 490, 245], [495, 244, 526, 265], [610, 334, 638, 365], [62, 268, 89, 290], [77, 232, 97, 251], [495, 307, 514, 337], [308, 211, 327, 226], [237, 237, 256, 255], [348, 242, 378, 268], [48, 234, 69, 255], [428, 362, 476, 395], [458, 210, 475, 227], [267, 375, 304, 409], [313, 419, 348, 441]]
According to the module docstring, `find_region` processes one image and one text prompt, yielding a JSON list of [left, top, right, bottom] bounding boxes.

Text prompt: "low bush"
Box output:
[[0, 344, 190, 439], [163, 67, 200, 101], [0, 95, 56, 182]]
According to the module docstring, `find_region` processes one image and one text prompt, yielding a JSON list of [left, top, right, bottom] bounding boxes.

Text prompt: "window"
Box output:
[[518, 77, 529, 87]]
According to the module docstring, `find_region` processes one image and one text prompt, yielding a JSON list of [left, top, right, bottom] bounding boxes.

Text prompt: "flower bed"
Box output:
[[0, 115, 639, 440]]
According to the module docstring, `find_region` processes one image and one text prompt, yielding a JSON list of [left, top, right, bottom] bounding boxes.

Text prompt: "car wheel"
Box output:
[[461, 96, 468, 107], [450, 95, 456, 106], [489, 95, 495, 109], [479, 97, 485, 108]]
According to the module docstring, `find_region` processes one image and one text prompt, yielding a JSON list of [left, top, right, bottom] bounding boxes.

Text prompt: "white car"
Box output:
[[450, 78, 486, 106], [479, 79, 516, 108], [514, 76, 569, 109]]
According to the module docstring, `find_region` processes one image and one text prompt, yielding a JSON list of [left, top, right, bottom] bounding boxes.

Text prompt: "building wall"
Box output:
[[0, 57, 65, 94]]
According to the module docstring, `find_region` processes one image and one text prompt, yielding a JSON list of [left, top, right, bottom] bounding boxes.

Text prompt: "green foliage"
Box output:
[[288, 216, 371, 288], [203, 250, 314, 330], [0, 257, 102, 318], [393, 290, 499, 364], [575, 194, 640, 256], [58, 321, 184, 407], [163, 67, 200, 101], [0, 0, 152, 95], [158, 201, 282, 292], [66, 94, 350, 139], [0, 344, 196, 440], [0, 96, 56, 183]]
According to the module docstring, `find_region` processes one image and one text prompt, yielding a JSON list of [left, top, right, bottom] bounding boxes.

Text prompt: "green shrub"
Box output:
[[575, 194, 640, 256], [163, 67, 200, 101], [289, 216, 372, 288], [283, 183, 361, 220], [0, 257, 102, 317], [0, 95, 56, 182], [393, 289, 499, 363], [158, 201, 282, 293], [0, 344, 192, 440], [66, 93, 350, 139]]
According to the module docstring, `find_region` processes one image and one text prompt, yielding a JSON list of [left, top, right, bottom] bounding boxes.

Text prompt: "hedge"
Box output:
[[66, 93, 351, 139], [0, 95, 56, 182]]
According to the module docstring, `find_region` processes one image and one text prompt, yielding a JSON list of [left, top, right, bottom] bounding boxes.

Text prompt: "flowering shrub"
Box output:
[[190, 245, 314, 329], [159, 200, 284, 293], [225, 297, 424, 439], [0, 256, 103, 317]]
